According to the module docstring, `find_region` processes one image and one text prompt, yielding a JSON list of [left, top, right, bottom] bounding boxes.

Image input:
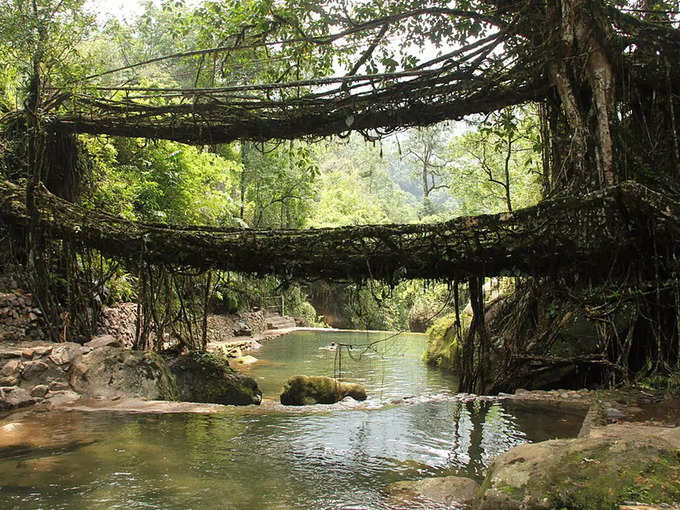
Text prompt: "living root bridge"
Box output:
[[0, 180, 678, 282]]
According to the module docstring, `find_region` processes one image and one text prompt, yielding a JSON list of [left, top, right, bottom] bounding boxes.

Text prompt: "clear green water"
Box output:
[[0, 331, 586, 509], [239, 330, 460, 400]]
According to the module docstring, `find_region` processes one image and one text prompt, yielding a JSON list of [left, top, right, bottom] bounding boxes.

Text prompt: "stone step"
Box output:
[[265, 315, 296, 330], [266, 321, 296, 329]]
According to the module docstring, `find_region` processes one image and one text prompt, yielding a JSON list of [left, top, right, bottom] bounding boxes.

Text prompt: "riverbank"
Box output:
[[388, 387, 680, 509]]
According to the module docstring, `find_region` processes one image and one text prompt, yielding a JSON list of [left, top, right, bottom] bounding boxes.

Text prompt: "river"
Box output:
[[0, 330, 585, 509]]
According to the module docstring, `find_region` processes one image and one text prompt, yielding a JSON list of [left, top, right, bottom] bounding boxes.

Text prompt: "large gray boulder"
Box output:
[[280, 375, 367, 405], [0, 386, 35, 410], [70, 346, 178, 401], [166, 351, 261, 406]]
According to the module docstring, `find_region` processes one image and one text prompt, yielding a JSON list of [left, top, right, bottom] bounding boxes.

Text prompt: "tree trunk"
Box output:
[[550, 0, 616, 189]]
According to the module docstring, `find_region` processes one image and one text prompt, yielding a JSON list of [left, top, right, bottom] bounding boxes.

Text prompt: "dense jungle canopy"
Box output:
[[0, 0, 679, 392]]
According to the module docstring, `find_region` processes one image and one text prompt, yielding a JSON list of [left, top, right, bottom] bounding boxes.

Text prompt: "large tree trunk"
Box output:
[[549, 0, 616, 190]]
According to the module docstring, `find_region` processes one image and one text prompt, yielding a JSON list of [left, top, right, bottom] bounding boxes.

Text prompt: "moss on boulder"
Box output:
[[477, 423, 680, 510], [280, 375, 367, 405], [423, 312, 465, 370], [166, 351, 261, 406]]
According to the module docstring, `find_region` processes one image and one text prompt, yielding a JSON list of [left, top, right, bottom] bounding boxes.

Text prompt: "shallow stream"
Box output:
[[0, 331, 585, 509]]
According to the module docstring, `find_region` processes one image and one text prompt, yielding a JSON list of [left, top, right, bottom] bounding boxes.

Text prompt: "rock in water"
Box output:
[[166, 351, 262, 406], [280, 375, 367, 405], [233, 355, 258, 365], [387, 476, 480, 508]]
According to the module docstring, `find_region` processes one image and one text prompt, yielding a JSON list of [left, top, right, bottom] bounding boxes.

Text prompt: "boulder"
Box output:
[[1, 359, 22, 377], [70, 346, 178, 401], [280, 375, 367, 405], [233, 320, 252, 337], [49, 343, 85, 365], [44, 390, 81, 407], [477, 423, 680, 510], [20, 360, 49, 380], [48, 381, 71, 391], [0, 376, 18, 386], [388, 476, 480, 508], [30, 384, 49, 398], [166, 351, 262, 406], [84, 334, 120, 349], [0, 386, 35, 410]]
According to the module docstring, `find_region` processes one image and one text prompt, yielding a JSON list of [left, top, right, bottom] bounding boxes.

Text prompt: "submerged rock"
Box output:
[[233, 355, 258, 365], [279, 375, 367, 405], [477, 423, 680, 509], [388, 476, 480, 508], [166, 351, 262, 406]]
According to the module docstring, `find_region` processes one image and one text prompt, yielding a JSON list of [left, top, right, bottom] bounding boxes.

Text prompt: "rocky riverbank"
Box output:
[[0, 336, 262, 412], [0, 337, 177, 411], [389, 388, 680, 510], [0, 282, 304, 412], [1, 284, 678, 509]]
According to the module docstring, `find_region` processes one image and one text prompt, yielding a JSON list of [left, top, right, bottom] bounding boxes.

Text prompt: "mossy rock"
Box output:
[[423, 312, 465, 370], [477, 423, 680, 510], [280, 375, 367, 405], [166, 351, 261, 406]]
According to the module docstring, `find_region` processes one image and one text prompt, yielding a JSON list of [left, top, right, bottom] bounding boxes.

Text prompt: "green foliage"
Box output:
[[637, 369, 680, 397], [0, 64, 17, 113], [307, 136, 418, 227], [0, 0, 95, 91], [400, 124, 458, 218], [342, 283, 409, 331], [241, 141, 317, 229], [82, 136, 241, 225], [280, 286, 320, 326], [307, 170, 390, 227], [446, 106, 543, 215]]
